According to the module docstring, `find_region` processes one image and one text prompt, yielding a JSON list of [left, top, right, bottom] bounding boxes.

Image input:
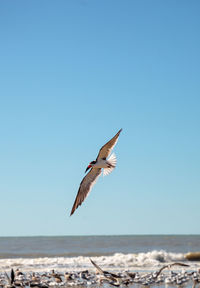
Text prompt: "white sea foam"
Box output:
[[0, 250, 197, 273]]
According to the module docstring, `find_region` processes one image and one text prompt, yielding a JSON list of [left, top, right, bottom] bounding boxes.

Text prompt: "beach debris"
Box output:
[[185, 252, 200, 261]]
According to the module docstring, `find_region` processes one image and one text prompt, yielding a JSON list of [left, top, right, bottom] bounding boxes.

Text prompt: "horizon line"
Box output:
[[0, 233, 199, 238]]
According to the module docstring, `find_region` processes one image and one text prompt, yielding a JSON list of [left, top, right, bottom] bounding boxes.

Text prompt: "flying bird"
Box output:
[[70, 129, 122, 216]]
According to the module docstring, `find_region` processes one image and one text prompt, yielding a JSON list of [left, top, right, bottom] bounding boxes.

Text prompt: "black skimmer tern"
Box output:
[[5, 269, 15, 287], [70, 128, 122, 216], [90, 258, 123, 286], [155, 262, 190, 278]]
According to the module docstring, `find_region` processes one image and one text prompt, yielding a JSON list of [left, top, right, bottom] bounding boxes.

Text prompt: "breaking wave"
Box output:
[[0, 250, 189, 272]]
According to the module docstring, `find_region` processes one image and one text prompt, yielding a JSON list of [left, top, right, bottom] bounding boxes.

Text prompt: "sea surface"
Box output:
[[0, 235, 199, 273]]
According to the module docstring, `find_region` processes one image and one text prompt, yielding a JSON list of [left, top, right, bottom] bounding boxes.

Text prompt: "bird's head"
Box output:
[[85, 161, 96, 173]]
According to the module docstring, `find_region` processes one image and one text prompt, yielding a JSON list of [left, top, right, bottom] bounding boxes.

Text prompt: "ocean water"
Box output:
[[0, 235, 200, 258], [0, 235, 199, 273]]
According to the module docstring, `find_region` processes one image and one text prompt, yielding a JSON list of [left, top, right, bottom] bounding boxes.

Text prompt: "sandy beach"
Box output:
[[1, 257, 200, 288]]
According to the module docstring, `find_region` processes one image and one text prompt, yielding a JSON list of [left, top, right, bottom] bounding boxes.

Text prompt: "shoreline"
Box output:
[[1, 260, 199, 288]]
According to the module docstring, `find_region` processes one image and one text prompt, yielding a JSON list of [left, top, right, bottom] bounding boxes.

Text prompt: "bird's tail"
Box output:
[[103, 153, 117, 176]]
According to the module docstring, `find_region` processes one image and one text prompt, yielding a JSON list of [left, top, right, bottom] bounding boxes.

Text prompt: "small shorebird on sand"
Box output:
[[70, 129, 122, 216], [49, 270, 63, 283]]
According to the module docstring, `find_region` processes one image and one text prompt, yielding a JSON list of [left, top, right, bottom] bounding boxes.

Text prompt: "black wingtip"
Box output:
[[11, 269, 15, 284]]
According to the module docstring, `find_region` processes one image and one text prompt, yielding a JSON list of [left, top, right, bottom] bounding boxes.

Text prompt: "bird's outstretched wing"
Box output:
[[90, 258, 104, 275], [155, 262, 190, 278], [90, 259, 122, 280], [96, 129, 122, 161], [70, 168, 101, 216]]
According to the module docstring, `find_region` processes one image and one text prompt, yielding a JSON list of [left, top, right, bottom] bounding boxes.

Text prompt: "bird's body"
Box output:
[[90, 153, 117, 174], [92, 159, 109, 168], [70, 129, 122, 216]]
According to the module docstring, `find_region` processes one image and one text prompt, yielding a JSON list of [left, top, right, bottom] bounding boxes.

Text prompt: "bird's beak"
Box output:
[[85, 165, 91, 173]]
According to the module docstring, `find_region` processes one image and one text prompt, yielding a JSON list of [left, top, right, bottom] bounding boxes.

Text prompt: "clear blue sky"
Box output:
[[0, 0, 200, 236]]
